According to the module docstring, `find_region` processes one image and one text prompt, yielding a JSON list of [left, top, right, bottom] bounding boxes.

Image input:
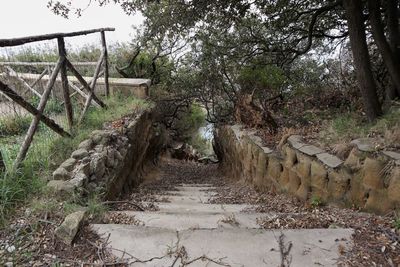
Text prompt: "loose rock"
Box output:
[[47, 180, 75, 194], [55, 210, 86, 245]]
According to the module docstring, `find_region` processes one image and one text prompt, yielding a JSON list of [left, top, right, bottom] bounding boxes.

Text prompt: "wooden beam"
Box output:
[[61, 70, 104, 106], [29, 68, 48, 88], [4, 66, 42, 98], [0, 28, 115, 47], [101, 31, 110, 97], [15, 60, 63, 167], [65, 59, 107, 108], [69, 83, 88, 100], [58, 37, 74, 129], [0, 61, 98, 66], [80, 53, 105, 122], [0, 81, 70, 137], [68, 71, 104, 107]]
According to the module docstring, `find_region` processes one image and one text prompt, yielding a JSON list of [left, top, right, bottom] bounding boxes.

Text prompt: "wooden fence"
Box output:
[[0, 28, 114, 167]]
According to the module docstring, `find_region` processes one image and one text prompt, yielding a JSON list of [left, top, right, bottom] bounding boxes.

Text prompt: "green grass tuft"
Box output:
[[394, 220, 400, 230], [0, 115, 32, 137], [310, 195, 323, 208]]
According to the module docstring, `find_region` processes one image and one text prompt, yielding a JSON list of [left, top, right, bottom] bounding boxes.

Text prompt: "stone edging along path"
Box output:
[[48, 109, 165, 200], [214, 125, 400, 214]]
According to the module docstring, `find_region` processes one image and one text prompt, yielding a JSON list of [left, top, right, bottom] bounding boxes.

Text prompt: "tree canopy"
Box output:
[[49, 0, 400, 124]]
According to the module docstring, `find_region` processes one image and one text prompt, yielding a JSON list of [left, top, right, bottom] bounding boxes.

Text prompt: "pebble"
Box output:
[[5, 262, 13, 267], [25, 208, 33, 217], [6, 245, 15, 253]]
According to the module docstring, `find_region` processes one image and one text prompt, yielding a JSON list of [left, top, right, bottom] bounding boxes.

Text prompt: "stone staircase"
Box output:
[[92, 183, 353, 266]]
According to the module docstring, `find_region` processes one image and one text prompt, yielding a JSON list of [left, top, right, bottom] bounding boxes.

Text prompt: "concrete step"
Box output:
[[116, 210, 267, 230], [174, 186, 217, 191], [161, 190, 216, 198], [150, 202, 250, 214], [91, 224, 353, 267], [178, 184, 215, 187], [153, 194, 212, 204], [153, 186, 217, 203]]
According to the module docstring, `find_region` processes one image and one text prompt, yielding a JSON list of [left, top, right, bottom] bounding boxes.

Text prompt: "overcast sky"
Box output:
[[0, 0, 143, 50]]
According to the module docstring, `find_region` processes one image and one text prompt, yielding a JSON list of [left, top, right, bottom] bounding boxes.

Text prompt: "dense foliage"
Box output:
[[46, 0, 400, 125]]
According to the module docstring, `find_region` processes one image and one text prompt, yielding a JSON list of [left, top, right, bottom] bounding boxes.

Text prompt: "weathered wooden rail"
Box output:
[[0, 27, 114, 167]]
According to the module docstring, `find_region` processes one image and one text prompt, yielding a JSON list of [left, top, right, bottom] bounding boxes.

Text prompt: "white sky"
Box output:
[[0, 0, 143, 49]]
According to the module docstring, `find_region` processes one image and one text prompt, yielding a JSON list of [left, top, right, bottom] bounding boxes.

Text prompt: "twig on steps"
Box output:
[[183, 255, 231, 266], [102, 200, 145, 211], [277, 232, 293, 267]]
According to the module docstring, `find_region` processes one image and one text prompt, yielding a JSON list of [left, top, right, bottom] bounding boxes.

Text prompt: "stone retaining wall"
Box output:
[[48, 109, 166, 200], [215, 125, 400, 214]]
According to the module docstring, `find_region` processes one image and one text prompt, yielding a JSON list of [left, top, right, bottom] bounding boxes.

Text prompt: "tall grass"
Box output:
[[0, 94, 149, 223], [320, 106, 400, 145]]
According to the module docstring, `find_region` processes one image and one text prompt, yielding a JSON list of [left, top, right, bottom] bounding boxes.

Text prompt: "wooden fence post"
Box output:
[[29, 68, 48, 88], [0, 81, 70, 137], [4, 66, 42, 98], [79, 53, 105, 122], [14, 60, 62, 167], [67, 71, 104, 108], [100, 31, 110, 97], [57, 37, 74, 129], [65, 59, 107, 108]]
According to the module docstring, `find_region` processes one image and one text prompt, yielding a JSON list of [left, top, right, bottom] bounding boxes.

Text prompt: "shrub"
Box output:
[[190, 132, 213, 156], [173, 104, 206, 141], [310, 196, 323, 208], [0, 115, 31, 136]]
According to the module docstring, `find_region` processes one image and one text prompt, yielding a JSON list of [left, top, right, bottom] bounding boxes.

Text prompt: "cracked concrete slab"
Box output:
[[91, 160, 356, 267], [91, 224, 353, 267], [178, 183, 215, 187], [149, 202, 250, 214], [383, 150, 400, 161], [118, 210, 266, 230], [350, 138, 376, 152], [317, 153, 343, 168], [299, 145, 324, 156], [155, 186, 217, 202], [154, 194, 212, 204], [174, 186, 217, 191], [288, 135, 306, 149], [162, 190, 216, 198]]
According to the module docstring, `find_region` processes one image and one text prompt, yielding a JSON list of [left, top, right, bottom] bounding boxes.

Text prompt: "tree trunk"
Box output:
[[368, 0, 400, 98], [385, 0, 400, 100], [0, 149, 5, 172], [343, 0, 382, 121], [386, 0, 400, 59]]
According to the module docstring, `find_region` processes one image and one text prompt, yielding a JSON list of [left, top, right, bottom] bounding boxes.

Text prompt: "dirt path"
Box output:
[[90, 159, 400, 266]]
